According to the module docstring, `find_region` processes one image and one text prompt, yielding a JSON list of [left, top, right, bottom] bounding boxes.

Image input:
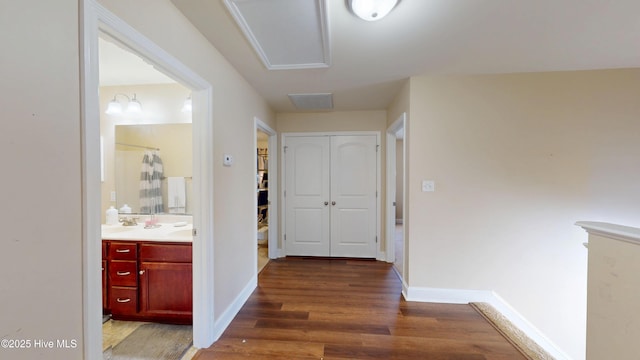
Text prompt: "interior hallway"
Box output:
[[193, 258, 527, 360]]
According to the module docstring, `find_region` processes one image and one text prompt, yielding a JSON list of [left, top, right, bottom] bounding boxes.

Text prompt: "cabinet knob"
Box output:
[[332, 201, 336, 206], [324, 201, 329, 206], [139, 270, 145, 275]]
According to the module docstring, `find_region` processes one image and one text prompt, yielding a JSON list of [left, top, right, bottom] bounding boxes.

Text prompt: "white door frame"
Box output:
[[281, 131, 382, 260], [81, 1, 215, 358], [386, 113, 406, 276], [254, 118, 278, 260]]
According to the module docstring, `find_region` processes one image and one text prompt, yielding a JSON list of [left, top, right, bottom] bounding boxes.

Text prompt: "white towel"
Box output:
[[167, 177, 186, 213]]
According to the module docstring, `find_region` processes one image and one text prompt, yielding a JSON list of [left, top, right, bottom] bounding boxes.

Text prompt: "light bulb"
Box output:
[[105, 98, 122, 115], [126, 94, 142, 114], [349, 0, 398, 21]]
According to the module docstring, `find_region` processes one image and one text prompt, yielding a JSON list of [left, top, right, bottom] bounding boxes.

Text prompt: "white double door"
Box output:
[[284, 134, 378, 258]]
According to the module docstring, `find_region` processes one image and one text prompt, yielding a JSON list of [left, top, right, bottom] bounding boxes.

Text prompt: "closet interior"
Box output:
[[257, 144, 269, 272]]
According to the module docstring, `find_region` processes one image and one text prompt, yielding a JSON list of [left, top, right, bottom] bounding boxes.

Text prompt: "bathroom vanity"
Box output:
[[102, 221, 193, 324]]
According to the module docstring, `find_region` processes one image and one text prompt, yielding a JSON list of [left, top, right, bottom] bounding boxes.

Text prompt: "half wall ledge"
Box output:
[[576, 221, 640, 245], [577, 220, 640, 360]]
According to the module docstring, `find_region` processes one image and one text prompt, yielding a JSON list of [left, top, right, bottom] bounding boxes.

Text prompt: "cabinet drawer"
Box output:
[[109, 260, 137, 287], [110, 286, 138, 315], [109, 242, 137, 260], [139, 243, 192, 263]]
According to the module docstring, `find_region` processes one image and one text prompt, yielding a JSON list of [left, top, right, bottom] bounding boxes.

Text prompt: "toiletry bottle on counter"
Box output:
[[106, 206, 118, 225], [119, 204, 132, 214]]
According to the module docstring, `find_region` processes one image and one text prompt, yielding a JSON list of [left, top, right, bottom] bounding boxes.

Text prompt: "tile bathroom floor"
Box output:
[[103, 319, 196, 359]]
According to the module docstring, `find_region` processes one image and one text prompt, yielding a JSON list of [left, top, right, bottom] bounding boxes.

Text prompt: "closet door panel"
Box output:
[[285, 136, 331, 256], [330, 135, 377, 258]]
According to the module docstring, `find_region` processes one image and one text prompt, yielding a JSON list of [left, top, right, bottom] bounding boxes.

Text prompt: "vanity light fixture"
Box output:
[[105, 93, 143, 115], [181, 95, 192, 113], [348, 0, 399, 21]]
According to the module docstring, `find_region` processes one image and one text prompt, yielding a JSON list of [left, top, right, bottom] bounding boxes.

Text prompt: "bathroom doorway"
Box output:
[[82, 3, 215, 358], [99, 33, 194, 355]]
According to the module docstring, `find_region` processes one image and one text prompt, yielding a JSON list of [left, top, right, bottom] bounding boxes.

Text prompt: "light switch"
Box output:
[[110, 191, 117, 201], [422, 180, 435, 192]]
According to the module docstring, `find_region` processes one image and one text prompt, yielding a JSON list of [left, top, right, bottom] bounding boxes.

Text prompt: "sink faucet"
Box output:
[[119, 216, 138, 226]]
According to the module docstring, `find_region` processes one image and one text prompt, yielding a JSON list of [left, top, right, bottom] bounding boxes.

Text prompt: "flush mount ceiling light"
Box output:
[[105, 93, 142, 115], [348, 0, 399, 21]]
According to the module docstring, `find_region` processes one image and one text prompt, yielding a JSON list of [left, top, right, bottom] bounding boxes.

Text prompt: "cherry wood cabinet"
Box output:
[[107, 242, 138, 318], [139, 243, 192, 324], [102, 240, 192, 324], [102, 242, 108, 312]]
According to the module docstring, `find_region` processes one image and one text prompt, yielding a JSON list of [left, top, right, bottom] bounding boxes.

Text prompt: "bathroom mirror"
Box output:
[[114, 123, 192, 214]]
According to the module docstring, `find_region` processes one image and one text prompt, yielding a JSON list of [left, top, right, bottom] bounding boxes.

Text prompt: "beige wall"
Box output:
[[277, 111, 388, 252], [407, 69, 640, 359], [1, 1, 275, 358], [0, 1, 83, 359], [387, 79, 410, 127]]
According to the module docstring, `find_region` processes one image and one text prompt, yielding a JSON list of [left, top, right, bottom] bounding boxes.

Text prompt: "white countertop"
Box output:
[[101, 222, 193, 243]]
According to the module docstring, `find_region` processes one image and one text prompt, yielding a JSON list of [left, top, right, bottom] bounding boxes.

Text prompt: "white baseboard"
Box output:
[[403, 286, 572, 360], [211, 274, 257, 341]]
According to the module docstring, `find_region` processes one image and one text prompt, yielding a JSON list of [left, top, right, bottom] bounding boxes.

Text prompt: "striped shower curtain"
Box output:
[[139, 150, 164, 214]]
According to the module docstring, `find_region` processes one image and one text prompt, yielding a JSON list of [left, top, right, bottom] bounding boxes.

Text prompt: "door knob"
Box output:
[[324, 201, 329, 206], [332, 201, 336, 206]]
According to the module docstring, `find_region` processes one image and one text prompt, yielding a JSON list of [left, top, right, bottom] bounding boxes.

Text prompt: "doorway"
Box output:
[[81, 2, 215, 359], [256, 129, 269, 272], [255, 118, 278, 268], [386, 113, 406, 282], [98, 34, 194, 352]]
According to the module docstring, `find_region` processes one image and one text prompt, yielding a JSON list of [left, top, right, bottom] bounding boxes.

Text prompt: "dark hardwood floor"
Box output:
[[193, 258, 527, 360]]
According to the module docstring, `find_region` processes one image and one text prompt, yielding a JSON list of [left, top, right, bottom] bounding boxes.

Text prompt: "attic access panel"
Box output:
[[224, 0, 331, 70]]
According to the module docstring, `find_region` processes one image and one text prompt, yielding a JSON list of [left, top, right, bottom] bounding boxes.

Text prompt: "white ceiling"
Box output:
[[107, 0, 640, 112], [99, 37, 176, 86]]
